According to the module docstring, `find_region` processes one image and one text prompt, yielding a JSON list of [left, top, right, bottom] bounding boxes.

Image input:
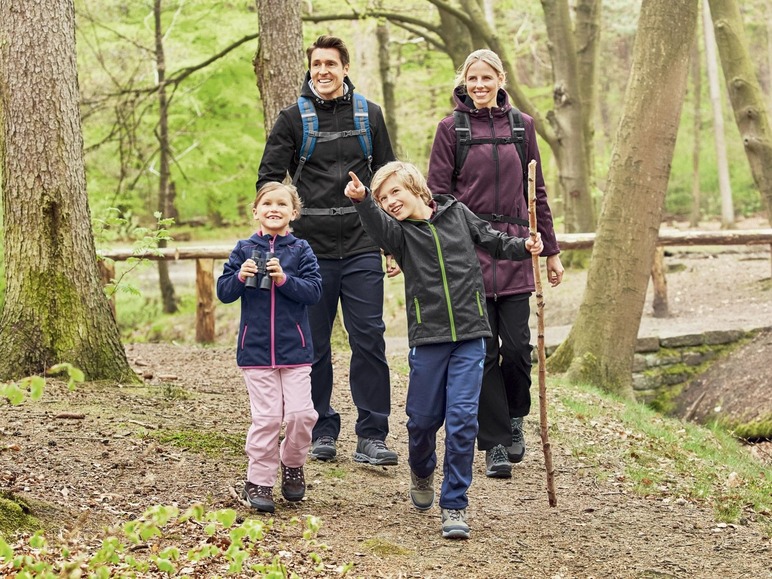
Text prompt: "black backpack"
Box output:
[[452, 107, 529, 227]]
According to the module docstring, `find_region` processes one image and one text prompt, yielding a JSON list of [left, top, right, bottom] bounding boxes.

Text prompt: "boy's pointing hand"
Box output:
[[345, 171, 366, 201]]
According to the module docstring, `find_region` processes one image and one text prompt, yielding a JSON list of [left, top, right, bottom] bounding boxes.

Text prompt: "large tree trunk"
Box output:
[[547, 0, 699, 397], [253, 0, 304, 135], [376, 20, 399, 155], [0, 0, 136, 382], [154, 0, 178, 314], [708, 0, 772, 219]]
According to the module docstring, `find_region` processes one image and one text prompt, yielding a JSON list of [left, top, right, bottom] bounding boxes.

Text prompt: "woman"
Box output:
[[426, 49, 564, 479]]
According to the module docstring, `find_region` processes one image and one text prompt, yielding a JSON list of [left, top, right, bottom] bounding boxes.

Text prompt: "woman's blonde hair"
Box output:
[[454, 49, 507, 88], [370, 161, 433, 207], [253, 182, 303, 214]]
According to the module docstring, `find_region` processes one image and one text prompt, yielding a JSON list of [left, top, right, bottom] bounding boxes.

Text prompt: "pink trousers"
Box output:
[[242, 366, 318, 486]]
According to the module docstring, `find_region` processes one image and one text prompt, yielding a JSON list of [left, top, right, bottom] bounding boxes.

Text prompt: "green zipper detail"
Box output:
[[413, 297, 422, 324], [427, 222, 455, 341], [476, 291, 484, 317]]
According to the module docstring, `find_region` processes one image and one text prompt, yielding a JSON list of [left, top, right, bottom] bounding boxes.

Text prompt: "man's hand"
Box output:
[[344, 171, 366, 201]]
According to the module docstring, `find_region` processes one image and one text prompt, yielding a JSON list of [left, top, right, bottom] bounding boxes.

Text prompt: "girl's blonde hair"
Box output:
[[370, 161, 433, 207], [253, 182, 303, 214], [454, 49, 507, 88]]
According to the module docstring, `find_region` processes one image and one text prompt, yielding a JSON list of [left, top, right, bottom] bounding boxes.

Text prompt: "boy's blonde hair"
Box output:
[[370, 161, 433, 207], [454, 49, 507, 88], [253, 182, 303, 214]]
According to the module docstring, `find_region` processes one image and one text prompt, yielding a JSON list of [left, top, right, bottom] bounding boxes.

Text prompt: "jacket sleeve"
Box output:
[[352, 193, 404, 259], [426, 118, 455, 196], [368, 101, 396, 172], [462, 203, 529, 262], [275, 242, 322, 306], [256, 108, 297, 191], [217, 243, 247, 304], [524, 113, 560, 256]]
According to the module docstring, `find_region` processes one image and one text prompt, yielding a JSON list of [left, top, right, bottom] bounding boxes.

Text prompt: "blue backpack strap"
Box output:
[[352, 93, 373, 175], [292, 96, 319, 186]]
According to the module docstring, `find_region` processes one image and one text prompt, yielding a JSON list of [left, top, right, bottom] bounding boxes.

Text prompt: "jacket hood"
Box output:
[[452, 85, 510, 115], [300, 71, 357, 107]]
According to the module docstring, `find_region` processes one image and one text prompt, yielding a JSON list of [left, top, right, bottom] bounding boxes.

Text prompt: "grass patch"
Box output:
[[360, 538, 412, 556], [148, 429, 244, 457]]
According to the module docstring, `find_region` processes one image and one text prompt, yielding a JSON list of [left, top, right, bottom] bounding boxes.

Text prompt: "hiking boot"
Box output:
[[409, 471, 435, 510], [241, 481, 275, 513], [281, 463, 305, 502], [485, 444, 512, 478], [441, 508, 470, 539], [506, 417, 526, 463], [308, 436, 337, 461], [353, 437, 398, 466]]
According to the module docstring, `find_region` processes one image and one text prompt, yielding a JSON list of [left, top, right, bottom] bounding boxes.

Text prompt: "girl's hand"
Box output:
[[266, 257, 285, 285], [344, 171, 366, 201], [240, 258, 257, 281]]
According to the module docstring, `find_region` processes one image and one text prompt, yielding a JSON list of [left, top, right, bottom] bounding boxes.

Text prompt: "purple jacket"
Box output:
[[427, 87, 560, 298]]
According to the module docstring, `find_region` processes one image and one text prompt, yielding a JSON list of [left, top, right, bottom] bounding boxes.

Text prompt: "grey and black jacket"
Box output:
[[353, 192, 531, 348]]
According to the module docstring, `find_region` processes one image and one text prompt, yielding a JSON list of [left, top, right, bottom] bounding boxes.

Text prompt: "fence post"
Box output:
[[196, 258, 215, 343]]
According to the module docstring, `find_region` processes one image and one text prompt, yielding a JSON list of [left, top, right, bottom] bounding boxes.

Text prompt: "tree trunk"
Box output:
[[575, 0, 602, 202], [708, 0, 772, 219], [547, 0, 699, 397], [0, 0, 136, 382], [154, 0, 178, 314], [254, 0, 304, 135], [376, 20, 399, 156], [690, 33, 703, 228], [703, 0, 735, 229]]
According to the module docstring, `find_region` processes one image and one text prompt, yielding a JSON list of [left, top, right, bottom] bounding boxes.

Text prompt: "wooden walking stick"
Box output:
[[527, 159, 557, 507]]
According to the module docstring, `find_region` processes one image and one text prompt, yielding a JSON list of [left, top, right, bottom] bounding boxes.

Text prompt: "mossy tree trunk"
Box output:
[[547, 0, 699, 397], [0, 0, 137, 382], [707, 0, 772, 217]]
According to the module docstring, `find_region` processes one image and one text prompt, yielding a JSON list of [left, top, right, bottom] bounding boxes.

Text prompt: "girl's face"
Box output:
[[465, 60, 503, 110], [253, 189, 297, 236], [375, 174, 431, 221]]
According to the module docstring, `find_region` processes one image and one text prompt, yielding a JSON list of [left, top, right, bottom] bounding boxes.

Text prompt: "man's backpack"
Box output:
[[452, 107, 529, 227], [292, 93, 372, 186]]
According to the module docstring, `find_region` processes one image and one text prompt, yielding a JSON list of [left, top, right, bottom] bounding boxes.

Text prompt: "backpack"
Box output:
[[292, 92, 372, 187], [452, 107, 529, 227]]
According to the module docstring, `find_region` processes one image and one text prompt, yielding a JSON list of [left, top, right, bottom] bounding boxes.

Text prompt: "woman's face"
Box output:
[[465, 59, 502, 110]]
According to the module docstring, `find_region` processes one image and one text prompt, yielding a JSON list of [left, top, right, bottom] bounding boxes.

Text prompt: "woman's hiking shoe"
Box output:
[[309, 436, 337, 461], [441, 508, 470, 539], [281, 463, 305, 502], [241, 481, 275, 513], [409, 471, 435, 510], [353, 437, 398, 466], [506, 417, 526, 463], [485, 444, 512, 478]]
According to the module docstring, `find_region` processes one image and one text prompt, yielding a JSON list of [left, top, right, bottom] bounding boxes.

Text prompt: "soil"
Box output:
[[3, 226, 772, 578]]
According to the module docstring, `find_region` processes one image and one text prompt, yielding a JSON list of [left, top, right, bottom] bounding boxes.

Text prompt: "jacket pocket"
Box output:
[[296, 323, 307, 349], [412, 297, 422, 324], [476, 291, 484, 317]]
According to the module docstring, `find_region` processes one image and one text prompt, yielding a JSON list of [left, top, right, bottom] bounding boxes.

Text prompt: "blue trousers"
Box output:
[[309, 252, 391, 441], [406, 338, 484, 510]]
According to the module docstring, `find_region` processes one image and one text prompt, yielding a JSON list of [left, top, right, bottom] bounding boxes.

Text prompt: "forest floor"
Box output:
[[3, 219, 772, 578]]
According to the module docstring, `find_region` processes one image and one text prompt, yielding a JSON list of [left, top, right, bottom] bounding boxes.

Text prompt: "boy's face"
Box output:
[[309, 47, 348, 100], [253, 189, 298, 236], [375, 174, 429, 221]]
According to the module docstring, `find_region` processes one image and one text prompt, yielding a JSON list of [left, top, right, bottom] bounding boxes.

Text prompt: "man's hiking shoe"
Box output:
[[506, 417, 526, 463], [353, 437, 398, 466], [309, 436, 337, 461], [485, 444, 512, 478], [241, 481, 275, 513], [409, 471, 435, 510], [281, 463, 305, 502], [441, 508, 470, 539]]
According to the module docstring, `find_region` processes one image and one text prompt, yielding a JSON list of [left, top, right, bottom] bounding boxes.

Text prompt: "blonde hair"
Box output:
[[370, 161, 433, 207], [454, 49, 507, 88], [253, 182, 303, 214]]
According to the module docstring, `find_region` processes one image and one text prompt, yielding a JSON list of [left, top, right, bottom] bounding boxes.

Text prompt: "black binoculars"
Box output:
[[245, 250, 275, 290]]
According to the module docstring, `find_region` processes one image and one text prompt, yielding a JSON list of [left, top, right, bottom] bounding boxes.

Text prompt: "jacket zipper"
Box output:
[[269, 238, 276, 367], [427, 221, 456, 341], [489, 110, 501, 300]]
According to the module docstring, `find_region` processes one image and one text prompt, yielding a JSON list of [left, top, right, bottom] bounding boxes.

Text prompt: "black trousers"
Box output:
[[477, 293, 532, 450]]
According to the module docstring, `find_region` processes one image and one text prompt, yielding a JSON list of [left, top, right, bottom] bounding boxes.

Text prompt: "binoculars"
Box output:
[[245, 250, 275, 290]]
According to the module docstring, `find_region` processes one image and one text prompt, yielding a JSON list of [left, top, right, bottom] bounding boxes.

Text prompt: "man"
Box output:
[[256, 35, 397, 465]]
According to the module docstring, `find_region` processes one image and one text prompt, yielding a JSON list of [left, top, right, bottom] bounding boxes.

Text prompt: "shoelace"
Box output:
[[317, 435, 335, 446], [246, 483, 272, 498], [413, 475, 432, 491], [445, 509, 464, 522], [283, 466, 303, 482], [489, 445, 508, 463], [511, 419, 525, 444]]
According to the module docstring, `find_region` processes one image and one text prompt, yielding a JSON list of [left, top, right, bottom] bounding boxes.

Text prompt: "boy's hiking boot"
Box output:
[[485, 444, 512, 478], [506, 417, 526, 463], [409, 471, 435, 510], [242, 481, 275, 513], [441, 508, 470, 539], [309, 436, 337, 461], [281, 463, 305, 502], [353, 437, 398, 466]]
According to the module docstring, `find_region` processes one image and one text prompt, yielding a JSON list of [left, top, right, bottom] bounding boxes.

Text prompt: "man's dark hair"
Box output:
[[306, 35, 350, 68]]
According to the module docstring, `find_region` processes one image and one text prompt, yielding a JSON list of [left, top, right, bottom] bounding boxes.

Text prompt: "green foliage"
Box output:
[[0, 364, 83, 406]]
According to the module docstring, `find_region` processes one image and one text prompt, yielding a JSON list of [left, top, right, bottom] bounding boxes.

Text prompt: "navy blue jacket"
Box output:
[[217, 232, 322, 368]]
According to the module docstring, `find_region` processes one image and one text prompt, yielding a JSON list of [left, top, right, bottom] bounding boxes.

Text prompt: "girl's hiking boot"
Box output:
[[242, 481, 274, 513], [409, 470, 435, 510], [281, 463, 305, 502], [353, 436, 398, 466], [441, 508, 470, 539], [507, 417, 526, 463]]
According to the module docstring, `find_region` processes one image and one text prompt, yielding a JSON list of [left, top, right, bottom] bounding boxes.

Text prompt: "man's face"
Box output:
[[309, 47, 349, 100]]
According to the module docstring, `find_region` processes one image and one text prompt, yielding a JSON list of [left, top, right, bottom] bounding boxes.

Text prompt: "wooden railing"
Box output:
[[98, 229, 772, 343]]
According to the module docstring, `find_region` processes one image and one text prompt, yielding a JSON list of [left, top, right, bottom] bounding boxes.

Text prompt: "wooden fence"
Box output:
[[98, 229, 772, 343]]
